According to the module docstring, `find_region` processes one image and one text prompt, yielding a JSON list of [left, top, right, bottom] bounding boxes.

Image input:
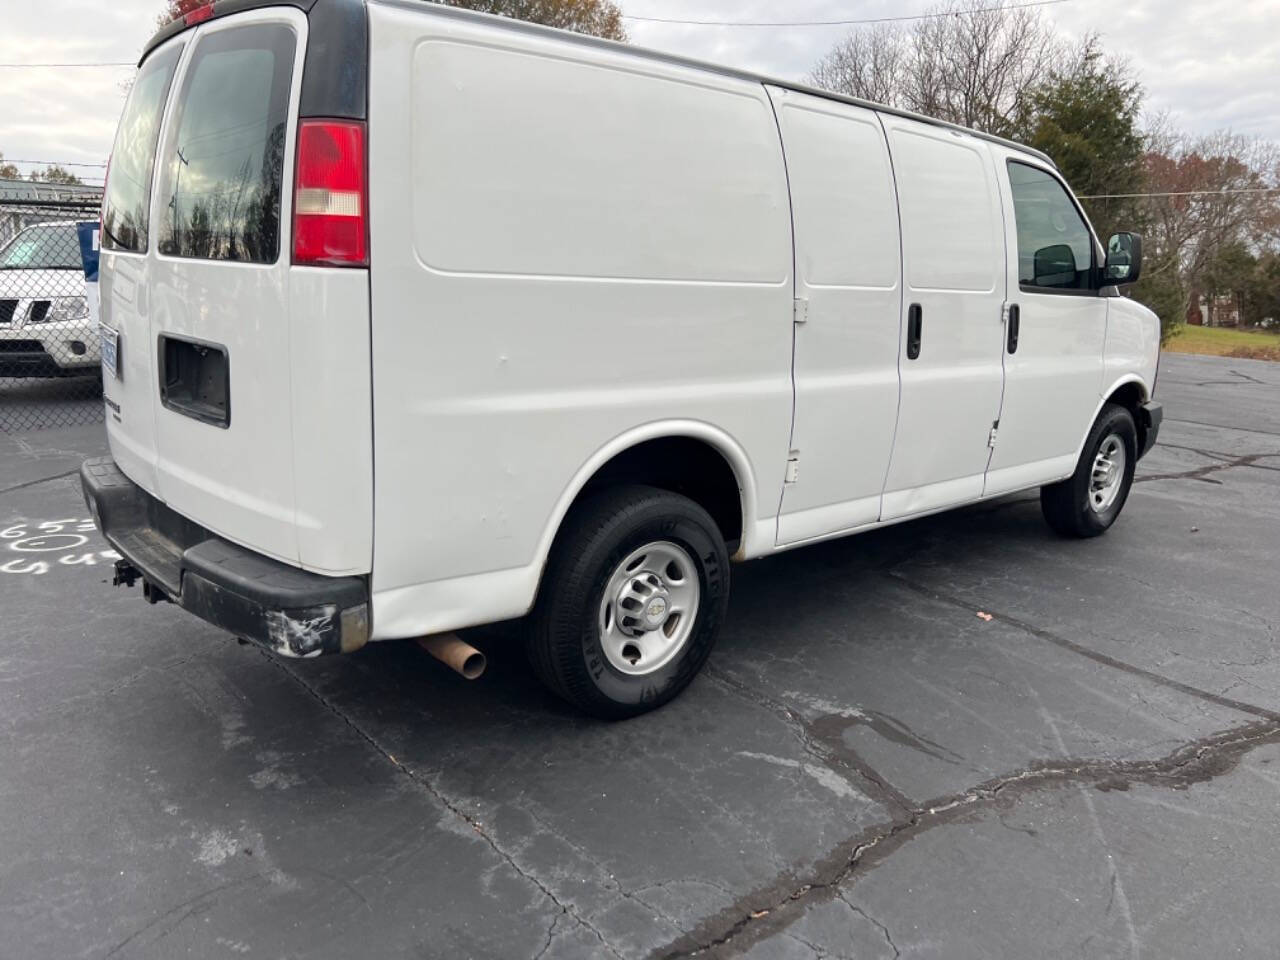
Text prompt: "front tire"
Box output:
[[528, 485, 730, 720], [1040, 403, 1138, 538]]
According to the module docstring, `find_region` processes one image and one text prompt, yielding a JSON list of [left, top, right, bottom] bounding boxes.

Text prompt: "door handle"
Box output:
[[907, 303, 923, 360], [1007, 304, 1020, 354]]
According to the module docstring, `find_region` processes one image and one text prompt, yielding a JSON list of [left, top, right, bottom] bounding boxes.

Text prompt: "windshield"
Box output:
[[0, 224, 81, 270]]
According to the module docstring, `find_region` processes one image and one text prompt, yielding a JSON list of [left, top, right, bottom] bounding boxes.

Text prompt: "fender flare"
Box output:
[[530, 420, 762, 590], [1071, 375, 1150, 463]]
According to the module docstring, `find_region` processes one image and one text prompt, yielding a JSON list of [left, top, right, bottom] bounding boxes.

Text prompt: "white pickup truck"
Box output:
[[82, 0, 1161, 718], [0, 221, 97, 376]]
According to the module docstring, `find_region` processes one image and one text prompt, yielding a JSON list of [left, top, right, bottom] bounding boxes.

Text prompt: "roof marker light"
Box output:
[[183, 3, 215, 26]]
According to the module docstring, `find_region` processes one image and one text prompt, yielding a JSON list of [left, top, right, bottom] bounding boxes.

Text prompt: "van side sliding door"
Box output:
[[768, 87, 903, 545], [984, 149, 1108, 496], [877, 116, 1007, 520]]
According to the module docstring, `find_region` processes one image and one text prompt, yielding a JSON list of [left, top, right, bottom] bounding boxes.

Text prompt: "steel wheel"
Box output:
[[1089, 433, 1126, 513], [598, 540, 701, 676]]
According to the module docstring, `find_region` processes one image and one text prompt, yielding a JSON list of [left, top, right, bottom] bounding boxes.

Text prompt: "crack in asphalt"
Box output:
[[1135, 449, 1279, 485], [650, 570, 1280, 958], [104, 874, 270, 958], [650, 719, 1280, 959], [255, 652, 624, 960], [706, 667, 916, 816], [840, 895, 901, 960], [884, 574, 1280, 724], [1187, 369, 1268, 387], [0, 467, 79, 498], [1164, 416, 1280, 438], [1151, 441, 1280, 473]]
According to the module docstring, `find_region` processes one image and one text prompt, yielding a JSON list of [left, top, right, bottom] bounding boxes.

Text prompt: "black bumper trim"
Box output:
[[80, 456, 368, 657], [1139, 400, 1162, 459]]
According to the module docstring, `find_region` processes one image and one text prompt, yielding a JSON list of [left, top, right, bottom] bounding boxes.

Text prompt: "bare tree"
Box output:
[[435, 0, 626, 41], [1136, 124, 1280, 333], [155, 0, 627, 40], [809, 24, 906, 108], [809, 0, 1066, 136]]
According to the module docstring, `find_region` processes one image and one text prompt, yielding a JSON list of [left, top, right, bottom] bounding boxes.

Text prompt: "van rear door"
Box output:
[[101, 5, 372, 574], [100, 40, 184, 498], [145, 15, 303, 563]]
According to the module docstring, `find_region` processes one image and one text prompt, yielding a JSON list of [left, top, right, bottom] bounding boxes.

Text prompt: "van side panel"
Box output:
[[768, 87, 903, 546], [366, 5, 794, 638]]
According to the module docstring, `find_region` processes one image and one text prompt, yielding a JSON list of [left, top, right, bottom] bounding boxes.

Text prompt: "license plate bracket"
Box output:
[[100, 323, 120, 380]]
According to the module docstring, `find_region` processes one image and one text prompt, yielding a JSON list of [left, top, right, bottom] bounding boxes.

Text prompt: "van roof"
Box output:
[[142, 0, 1055, 168]]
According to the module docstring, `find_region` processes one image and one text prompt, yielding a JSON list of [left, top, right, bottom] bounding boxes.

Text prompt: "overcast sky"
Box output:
[[1, 0, 1276, 184]]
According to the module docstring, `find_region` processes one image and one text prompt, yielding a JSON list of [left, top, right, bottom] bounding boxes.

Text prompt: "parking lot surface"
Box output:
[[2, 351, 1278, 959]]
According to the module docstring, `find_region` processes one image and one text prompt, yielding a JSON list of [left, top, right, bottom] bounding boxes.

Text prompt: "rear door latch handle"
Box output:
[[907, 303, 923, 360]]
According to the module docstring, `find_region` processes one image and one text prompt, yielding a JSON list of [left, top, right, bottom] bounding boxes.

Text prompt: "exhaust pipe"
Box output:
[[417, 633, 486, 680]]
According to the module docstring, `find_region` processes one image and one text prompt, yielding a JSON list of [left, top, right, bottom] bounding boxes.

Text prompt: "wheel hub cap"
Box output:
[[599, 541, 701, 676], [614, 574, 672, 636], [1089, 434, 1126, 513]]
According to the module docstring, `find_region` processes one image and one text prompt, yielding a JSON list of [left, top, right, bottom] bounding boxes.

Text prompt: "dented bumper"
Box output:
[[80, 457, 369, 658]]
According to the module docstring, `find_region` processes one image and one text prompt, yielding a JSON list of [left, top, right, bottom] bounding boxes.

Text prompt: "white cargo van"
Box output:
[[83, 0, 1162, 718]]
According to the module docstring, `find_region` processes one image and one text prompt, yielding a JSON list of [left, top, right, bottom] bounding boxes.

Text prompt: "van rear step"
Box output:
[[81, 457, 369, 658]]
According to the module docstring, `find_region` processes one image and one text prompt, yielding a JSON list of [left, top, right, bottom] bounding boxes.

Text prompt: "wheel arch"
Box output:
[[1073, 375, 1150, 462], [531, 421, 760, 594]]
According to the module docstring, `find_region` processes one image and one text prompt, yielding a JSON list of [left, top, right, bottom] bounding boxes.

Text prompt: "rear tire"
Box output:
[[528, 485, 730, 720], [1040, 403, 1138, 538]]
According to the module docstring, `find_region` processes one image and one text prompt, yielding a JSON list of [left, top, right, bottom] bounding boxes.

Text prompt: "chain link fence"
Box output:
[[0, 199, 105, 433]]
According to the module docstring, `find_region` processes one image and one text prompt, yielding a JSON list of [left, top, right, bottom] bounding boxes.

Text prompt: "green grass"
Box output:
[[1165, 324, 1280, 361]]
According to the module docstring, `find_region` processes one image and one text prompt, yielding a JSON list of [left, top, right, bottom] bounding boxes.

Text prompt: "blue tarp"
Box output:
[[77, 221, 99, 283]]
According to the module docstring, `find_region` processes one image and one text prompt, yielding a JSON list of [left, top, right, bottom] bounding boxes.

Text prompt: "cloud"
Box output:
[[625, 0, 1279, 139], [0, 0, 155, 173], [2, 0, 1275, 175]]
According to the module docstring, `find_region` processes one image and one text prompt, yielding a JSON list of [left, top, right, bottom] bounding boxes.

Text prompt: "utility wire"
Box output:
[[621, 0, 1071, 27], [1077, 188, 1280, 199], [0, 61, 133, 68], [4, 159, 108, 168]]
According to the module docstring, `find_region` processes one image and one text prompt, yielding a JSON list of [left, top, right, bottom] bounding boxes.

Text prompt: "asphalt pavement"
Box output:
[[2, 351, 1278, 959]]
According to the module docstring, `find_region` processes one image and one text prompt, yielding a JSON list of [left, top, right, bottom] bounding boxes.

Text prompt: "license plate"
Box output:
[[100, 324, 120, 380]]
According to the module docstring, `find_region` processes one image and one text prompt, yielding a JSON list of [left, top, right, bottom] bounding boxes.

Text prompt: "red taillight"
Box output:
[[292, 119, 368, 267], [184, 3, 214, 26]]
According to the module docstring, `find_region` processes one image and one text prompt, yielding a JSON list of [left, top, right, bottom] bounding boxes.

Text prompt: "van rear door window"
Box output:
[[156, 24, 296, 264], [101, 45, 182, 254]]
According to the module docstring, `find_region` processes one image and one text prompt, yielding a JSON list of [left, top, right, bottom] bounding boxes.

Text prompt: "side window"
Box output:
[[101, 44, 183, 253], [156, 24, 296, 263], [1007, 162, 1094, 292]]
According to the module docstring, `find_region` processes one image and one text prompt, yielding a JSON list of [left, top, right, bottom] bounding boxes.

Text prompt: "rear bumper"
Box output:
[[80, 456, 369, 658], [1138, 401, 1163, 459]]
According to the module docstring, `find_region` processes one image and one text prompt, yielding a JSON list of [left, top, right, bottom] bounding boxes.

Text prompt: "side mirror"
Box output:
[[1104, 232, 1142, 286]]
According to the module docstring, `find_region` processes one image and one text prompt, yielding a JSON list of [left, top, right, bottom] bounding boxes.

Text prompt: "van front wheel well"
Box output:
[[1104, 381, 1149, 452], [569, 437, 744, 552]]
